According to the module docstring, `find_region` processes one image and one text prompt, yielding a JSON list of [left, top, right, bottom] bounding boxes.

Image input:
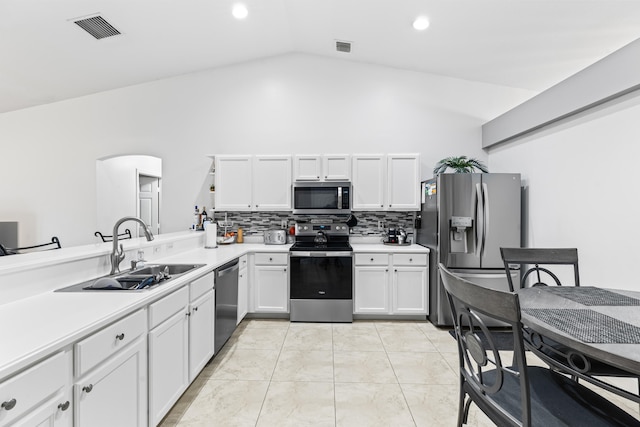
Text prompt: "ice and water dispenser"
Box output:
[[449, 216, 473, 253]]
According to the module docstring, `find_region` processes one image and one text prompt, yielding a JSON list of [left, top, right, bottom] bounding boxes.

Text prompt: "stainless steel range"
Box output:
[[289, 222, 353, 323]]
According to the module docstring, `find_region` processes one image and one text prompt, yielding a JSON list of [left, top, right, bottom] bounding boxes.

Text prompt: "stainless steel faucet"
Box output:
[[110, 217, 154, 275]]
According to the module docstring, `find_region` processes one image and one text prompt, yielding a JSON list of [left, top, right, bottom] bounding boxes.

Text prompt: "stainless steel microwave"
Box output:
[[292, 182, 351, 215]]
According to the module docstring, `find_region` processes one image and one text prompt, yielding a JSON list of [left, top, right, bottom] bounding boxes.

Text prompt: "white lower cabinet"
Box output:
[[74, 336, 147, 427], [253, 253, 288, 313], [354, 266, 390, 313], [188, 289, 215, 382], [237, 255, 248, 324], [148, 287, 189, 427], [354, 252, 428, 315], [0, 350, 72, 427]]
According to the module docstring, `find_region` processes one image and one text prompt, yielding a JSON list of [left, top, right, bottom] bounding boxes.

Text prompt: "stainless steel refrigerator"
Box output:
[[416, 173, 521, 326]]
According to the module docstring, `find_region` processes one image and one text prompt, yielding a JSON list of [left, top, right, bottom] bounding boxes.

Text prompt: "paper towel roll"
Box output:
[[205, 222, 217, 248]]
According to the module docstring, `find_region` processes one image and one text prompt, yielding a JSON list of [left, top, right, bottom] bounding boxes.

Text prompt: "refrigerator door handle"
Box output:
[[481, 182, 489, 259], [475, 183, 484, 258]]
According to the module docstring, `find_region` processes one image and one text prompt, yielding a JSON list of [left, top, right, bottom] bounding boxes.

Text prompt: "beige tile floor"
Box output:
[[159, 319, 640, 427]]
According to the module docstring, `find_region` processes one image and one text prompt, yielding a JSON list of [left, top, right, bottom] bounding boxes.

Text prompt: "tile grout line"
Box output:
[[253, 321, 290, 427]]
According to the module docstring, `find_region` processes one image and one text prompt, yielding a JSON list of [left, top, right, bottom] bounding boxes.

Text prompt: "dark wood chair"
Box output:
[[439, 263, 639, 427], [501, 247, 640, 405], [94, 228, 132, 243], [0, 236, 62, 255], [500, 247, 579, 292]]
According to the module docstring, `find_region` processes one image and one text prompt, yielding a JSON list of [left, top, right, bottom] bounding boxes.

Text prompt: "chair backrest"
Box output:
[[2, 236, 62, 255], [439, 264, 531, 427], [500, 247, 580, 291], [94, 228, 132, 243]]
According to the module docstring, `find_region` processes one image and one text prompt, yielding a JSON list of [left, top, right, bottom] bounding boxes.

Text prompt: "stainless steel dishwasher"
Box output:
[[215, 258, 239, 353]]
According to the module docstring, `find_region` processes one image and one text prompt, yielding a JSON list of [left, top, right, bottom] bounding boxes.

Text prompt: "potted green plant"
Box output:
[[433, 156, 488, 175]]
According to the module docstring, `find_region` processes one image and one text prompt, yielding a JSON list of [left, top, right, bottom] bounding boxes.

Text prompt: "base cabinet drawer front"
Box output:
[[254, 252, 288, 265], [392, 253, 428, 266], [148, 286, 189, 329], [75, 309, 147, 377], [354, 253, 389, 266], [190, 271, 215, 302], [392, 267, 428, 314], [74, 336, 147, 427], [149, 310, 189, 426], [354, 267, 390, 314], [0, 351, 70, 426]]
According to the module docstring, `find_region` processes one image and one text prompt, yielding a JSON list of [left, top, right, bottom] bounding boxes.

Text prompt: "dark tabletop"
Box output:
[[518, 286, 640, 375]]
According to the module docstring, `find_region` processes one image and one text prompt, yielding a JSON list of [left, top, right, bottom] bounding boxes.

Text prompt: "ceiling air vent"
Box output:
[[74, 15, 121, 40], [336, 41, 352, 53]]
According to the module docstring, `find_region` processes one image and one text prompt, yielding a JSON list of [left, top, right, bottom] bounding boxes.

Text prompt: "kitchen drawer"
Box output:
[[393, 253, 428, 266], [149, 286, 189, 329], [75, 309, 147, 377], [190, 271, 215, 302], [239, 255, 248, 270], [0, 351, 70, 425], [355, 253, 389, 266], [254, 252, 288, 265]]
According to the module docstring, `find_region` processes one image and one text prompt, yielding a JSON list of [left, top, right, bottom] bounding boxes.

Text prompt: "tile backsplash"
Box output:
[[211, 211, 416, 237]]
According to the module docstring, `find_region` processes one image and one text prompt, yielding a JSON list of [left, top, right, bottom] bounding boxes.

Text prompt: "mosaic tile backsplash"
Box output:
[[210, 211, 416, 237]]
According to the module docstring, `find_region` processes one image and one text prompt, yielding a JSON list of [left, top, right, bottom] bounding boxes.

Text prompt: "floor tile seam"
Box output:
[[254, 321, 290, 427]]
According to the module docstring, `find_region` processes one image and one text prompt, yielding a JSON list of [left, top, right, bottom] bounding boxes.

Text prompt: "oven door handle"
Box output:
[[290, 251, 353, 257]]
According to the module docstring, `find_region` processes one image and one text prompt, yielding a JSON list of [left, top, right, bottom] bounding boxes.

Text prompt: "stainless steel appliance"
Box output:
[[289, 222, 353, 322], [292, 182, 351, 215], [416, 173, 521, 326], [264, 229, 287, 245], [215, 259, 239, 352]]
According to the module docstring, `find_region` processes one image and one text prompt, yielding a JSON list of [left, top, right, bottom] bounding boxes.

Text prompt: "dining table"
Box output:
[[518, 286, 640, 377]]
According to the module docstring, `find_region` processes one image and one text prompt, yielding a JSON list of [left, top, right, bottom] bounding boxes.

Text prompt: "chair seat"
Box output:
[[468, 366, 640, 427]]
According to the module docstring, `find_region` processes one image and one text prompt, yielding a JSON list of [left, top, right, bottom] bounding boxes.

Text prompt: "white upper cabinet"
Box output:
[[387, 154, 421, 210], [253, 155, 292, 211], [215, 155, 253, 211], [294, 154, 351, 181], [216, 155, 292, 211], [352, 155, 386, 210], [352, 154, 420, 211]]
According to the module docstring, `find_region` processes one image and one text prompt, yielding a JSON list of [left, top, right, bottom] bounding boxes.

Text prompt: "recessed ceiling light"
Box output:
[[232, 4, 248, 20], [413, 16, 430, 31]]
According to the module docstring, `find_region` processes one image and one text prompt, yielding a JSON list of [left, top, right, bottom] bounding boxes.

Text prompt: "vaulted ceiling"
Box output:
[[2, 0, 640, 114]]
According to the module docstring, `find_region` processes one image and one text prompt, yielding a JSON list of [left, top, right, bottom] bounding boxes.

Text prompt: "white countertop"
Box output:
[[0, 241, 427, 381]]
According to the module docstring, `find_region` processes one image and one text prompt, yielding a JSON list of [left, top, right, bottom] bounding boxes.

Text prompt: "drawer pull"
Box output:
[[116, 333, 125, 341], [58, 401, 70, 411], [269, 257, 273, 261], [370, 258, 374, 261], [193, 307, 198, 312], [409, 258, 413, 262], [1, 398, 16, 411], [82, 384, 94, 393]]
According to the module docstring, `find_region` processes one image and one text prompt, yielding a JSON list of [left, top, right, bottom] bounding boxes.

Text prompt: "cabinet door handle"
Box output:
[[82, 384, 94, 393], [256, 204, 259, 207], [193, 306, 198, 312], [116, 333, 125, 341], [269, 257, 273, 261], [284, 268, 287, 272], [186, 312, 191, 317], [370, 258, 374, 261], [58, 401, 70, 411], [395, 269, 398, 272], [1, 398, 16, 411], [380, 204, 383, 207], [385, 269, 388, 272], [248, 205, 251, 208]]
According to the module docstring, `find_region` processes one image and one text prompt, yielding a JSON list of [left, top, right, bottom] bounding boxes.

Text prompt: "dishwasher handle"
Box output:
[[216, 259, 239, 278]]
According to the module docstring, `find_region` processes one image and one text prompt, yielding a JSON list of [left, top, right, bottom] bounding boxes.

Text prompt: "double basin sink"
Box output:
[[56, 264, 206, 292]]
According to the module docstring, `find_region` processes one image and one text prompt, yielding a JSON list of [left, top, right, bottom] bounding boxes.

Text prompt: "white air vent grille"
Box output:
[[74, 16, 121, 40], [336, 41, 351, 53]]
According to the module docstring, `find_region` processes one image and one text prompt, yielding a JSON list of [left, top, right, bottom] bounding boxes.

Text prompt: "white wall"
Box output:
[[488, 91, 640, 290], [0, 53, 532, 247]]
